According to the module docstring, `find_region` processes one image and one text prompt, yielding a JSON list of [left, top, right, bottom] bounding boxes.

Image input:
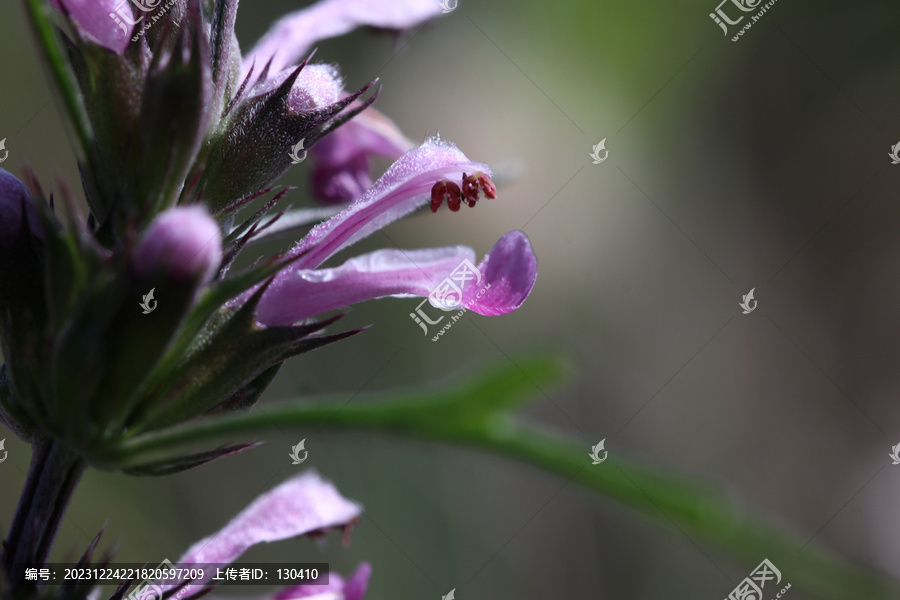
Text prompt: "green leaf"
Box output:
[[24, 0, 94, 167], [123, 442, 261, 476], [98, 355, 898, 600], [102, 354, 565, 466]]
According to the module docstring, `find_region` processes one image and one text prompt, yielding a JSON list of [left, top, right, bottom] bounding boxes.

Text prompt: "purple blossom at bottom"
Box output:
[[158, 471, 367, 599]]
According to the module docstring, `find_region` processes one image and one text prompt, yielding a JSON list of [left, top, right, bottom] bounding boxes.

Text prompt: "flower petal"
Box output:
[[243, 0, 443, 79], [340, 564, 371, 600], [257, 245, 476, 326], [256, 231, 537, 325], [274, 563, 371, 600], [50, 0, 133, 54], [458, 230, 537, 316], [311, 106, 415, 204], [170, 471, 361, 593], [291, 136, 490, 270], [311, 152, 372, 206]]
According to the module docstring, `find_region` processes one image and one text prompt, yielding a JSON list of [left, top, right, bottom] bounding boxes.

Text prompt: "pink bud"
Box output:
[[133, 206, 222, 283]]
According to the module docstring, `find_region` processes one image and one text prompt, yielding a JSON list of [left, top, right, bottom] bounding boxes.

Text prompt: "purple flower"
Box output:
[[274, 563, 371, 600], [234, 0, 430, 206], [10, 0, 537, 475], [49, 0, 133, 54], [242, 0, 444, 81], [253, 137, 537, 326], [47, 0, 445, 218], [310, 104, 415, 204], [234, 0, 434, 206], [3, 1, 542, 591], [257, 231, 536, 326], [157, 470, 368, 599]]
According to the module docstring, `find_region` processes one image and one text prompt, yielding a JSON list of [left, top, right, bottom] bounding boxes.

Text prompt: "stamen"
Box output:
[[430, 172, 496, 213], [430, 179, 461, 213], [461, 171, 497, 207]]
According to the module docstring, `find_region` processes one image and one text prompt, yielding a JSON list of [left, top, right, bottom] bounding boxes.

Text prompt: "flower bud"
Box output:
[[125, 5, 214, 215], [0, 170, 46, 440], [42, 207, 222, 434], [198, 63, 372, 212], [0, 169, 45, 336], [133, 206, 222, 284], [0, 169, 41, 249]]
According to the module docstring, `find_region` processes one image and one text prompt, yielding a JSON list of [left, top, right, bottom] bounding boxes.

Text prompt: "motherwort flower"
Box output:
[[0, 0, 536, 467], [144, 471, 370, 600], [51, 0, 444, 225], [308, 102, 415, 204], [254, 137, 537, 325], [0, 0, 537, 589]]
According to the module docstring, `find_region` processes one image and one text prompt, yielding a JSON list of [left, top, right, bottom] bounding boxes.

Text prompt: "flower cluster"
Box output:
[[0, 0, 537, 597]]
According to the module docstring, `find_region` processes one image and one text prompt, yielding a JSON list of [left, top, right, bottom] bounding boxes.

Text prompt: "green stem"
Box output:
[[107, 397, 898, 600]]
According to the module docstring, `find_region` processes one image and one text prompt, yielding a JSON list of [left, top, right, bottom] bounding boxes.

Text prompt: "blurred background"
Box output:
[[2, 0, 900, 598]]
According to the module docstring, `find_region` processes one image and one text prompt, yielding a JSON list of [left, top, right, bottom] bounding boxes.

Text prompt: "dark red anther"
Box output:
[[430, 179, 461, 213], [480, 173, 497, 199], [461, 171, 497, 207]]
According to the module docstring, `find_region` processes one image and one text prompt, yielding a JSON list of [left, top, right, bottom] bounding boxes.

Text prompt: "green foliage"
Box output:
[[103, 354, 899, 600]]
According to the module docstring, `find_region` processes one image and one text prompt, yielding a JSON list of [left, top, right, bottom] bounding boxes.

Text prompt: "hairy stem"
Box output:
[[2, 438, 86, 590]]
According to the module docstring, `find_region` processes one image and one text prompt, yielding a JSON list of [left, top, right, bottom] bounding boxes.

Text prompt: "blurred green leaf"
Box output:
[[102, 354, 898, 600]]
